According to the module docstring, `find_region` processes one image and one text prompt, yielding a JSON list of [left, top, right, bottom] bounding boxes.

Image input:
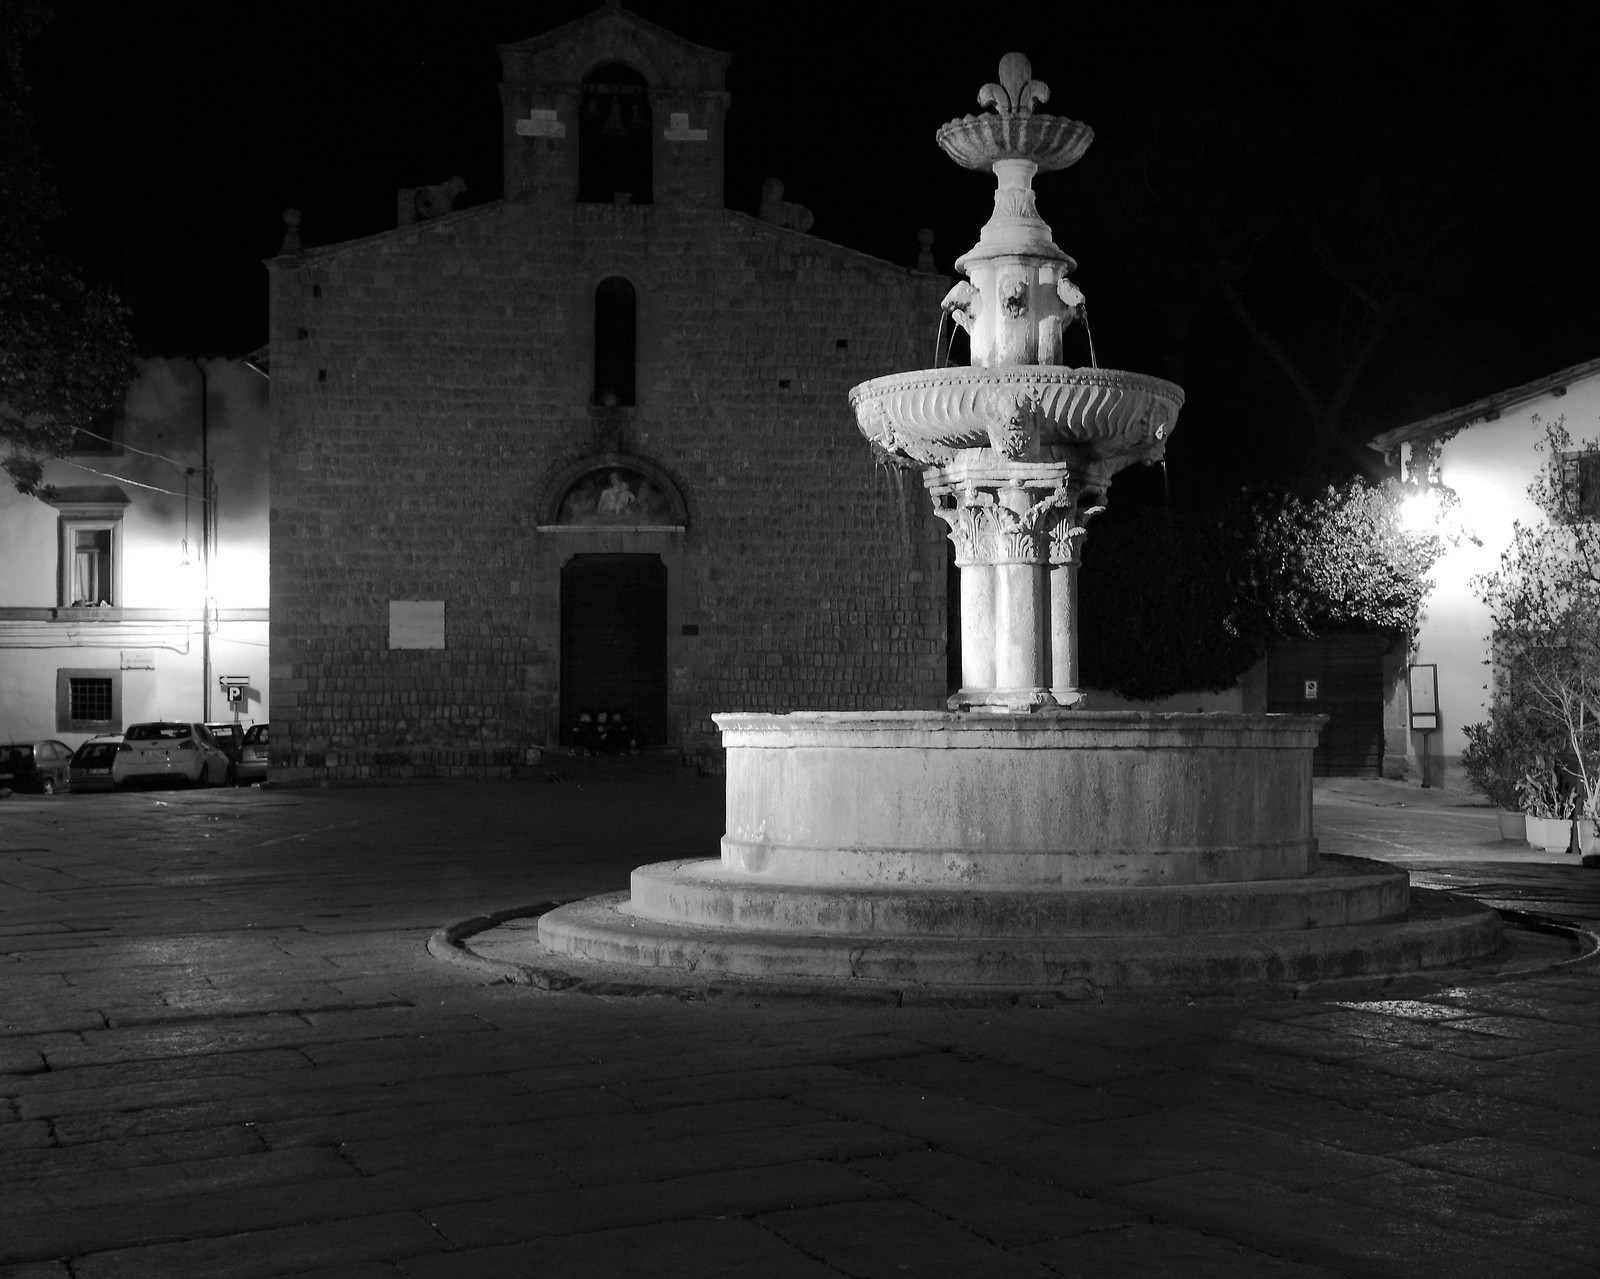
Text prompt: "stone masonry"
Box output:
[[267, 7, 948, 782]]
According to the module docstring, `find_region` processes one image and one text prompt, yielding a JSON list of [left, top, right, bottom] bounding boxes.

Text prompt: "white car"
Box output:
[[112, 722, 234, 788]]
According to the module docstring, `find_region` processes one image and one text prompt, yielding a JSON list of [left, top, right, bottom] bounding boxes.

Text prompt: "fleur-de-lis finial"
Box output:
[[977, 52, 1049, 118]]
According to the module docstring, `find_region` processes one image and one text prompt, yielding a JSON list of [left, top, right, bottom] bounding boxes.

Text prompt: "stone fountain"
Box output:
[[534, 55, 1503, 995]]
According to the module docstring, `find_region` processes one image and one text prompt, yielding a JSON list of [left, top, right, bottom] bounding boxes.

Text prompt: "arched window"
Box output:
[[579, 64, 652, 205], [593, 277, 637, 407]]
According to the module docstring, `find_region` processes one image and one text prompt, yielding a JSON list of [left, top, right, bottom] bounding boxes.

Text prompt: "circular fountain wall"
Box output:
[[713, 711, 1321, 886]]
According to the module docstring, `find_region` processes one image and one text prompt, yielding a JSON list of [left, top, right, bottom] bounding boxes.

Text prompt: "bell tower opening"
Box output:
[[579, 64, 652, 205]]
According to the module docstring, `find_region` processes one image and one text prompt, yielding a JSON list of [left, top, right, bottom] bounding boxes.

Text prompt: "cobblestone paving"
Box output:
[[3, 772, 1599, 1277]]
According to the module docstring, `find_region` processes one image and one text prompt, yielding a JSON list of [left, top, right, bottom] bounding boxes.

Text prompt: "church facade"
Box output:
[[266, 6, 948, 781]]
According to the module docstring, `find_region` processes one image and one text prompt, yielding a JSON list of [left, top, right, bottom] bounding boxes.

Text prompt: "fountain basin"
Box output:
[[531, 711, 1506, 993], [715, 711, 1322, 887], [850, 366, 1183, 466], [936, 111, 1094, 172]]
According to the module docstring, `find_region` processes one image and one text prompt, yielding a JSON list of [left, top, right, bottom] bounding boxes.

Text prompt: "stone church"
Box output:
[[266, 5, 948, 780]]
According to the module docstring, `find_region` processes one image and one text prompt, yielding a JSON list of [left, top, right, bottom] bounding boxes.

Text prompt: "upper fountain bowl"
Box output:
[[934, 52, 1094, 174], [936, 112, 1094, 174], [851, 366, 1184, 469]]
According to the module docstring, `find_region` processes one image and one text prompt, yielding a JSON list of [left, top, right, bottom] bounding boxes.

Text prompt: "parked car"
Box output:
[[236, 723, 269, 784], [112, 722, 234, 788], [204, 722, 245, 770], [0, 740, 74, 794], [70, 736, 124, 792]]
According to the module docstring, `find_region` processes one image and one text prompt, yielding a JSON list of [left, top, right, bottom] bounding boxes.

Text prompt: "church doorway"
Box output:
[[560, 554, 669, 746]]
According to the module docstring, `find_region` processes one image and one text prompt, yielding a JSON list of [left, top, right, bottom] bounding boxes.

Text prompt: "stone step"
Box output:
[[535, 886, 1504, 992], [627, 854, 1410, 938]]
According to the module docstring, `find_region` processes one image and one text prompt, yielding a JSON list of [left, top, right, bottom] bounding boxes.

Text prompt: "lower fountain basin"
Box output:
[[715, 711, 1325, 887], [529, 710, 1506, 995], [850, 366, 1184, 466]]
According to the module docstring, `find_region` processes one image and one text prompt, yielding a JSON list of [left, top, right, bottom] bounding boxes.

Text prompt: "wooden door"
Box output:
[[560, 554, 669, 745], [1267, 634, 1389, 777]]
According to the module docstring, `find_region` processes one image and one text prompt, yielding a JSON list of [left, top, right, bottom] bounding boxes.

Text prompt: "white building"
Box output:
[[1369, 355, 1600, 788], [0, 356, 270, 749]]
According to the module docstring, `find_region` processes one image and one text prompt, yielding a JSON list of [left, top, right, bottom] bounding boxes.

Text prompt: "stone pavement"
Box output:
[[3, 766, 1600, 1278]]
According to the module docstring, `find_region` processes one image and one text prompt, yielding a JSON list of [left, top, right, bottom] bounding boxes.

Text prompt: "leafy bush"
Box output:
[[1081, 478, 1440, 700], [1461, 702, 1564, 810], [1475, 415, 1600, 815]]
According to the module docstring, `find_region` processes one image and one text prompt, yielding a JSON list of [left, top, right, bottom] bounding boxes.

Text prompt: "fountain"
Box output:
[[534, 55, 1502, 994]]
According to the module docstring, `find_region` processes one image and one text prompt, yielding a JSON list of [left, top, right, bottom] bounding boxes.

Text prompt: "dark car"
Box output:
[[204, 722, 245, 767], [69, 737, 123, 792], [0, 740, 74, 794], [236, 723, 269, 785]]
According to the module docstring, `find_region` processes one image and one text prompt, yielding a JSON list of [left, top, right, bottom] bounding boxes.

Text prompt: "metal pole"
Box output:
[[194, 358, 211, 722]]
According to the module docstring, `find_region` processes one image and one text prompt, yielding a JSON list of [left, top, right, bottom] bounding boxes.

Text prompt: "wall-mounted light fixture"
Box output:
[[1399, 438, 1456, 534]]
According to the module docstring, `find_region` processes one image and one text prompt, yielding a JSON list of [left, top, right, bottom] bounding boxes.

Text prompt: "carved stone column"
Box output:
[[1047, 526, 1083, 708], [928, 455, 1083, 712], [945, 502, 998, 695]]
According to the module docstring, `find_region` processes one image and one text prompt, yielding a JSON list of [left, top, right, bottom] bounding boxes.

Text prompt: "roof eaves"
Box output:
[[1368, 354, 1600, 454]]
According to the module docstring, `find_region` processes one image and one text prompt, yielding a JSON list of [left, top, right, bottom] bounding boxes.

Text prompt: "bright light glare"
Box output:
[[1401, 488, 1442, 533]]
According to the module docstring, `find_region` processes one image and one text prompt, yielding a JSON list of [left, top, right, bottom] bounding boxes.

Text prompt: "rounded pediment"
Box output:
[[537, 453, 687, 531]]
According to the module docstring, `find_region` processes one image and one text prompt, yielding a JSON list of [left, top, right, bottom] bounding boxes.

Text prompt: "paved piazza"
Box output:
[[2, 770, 1599, 1277]]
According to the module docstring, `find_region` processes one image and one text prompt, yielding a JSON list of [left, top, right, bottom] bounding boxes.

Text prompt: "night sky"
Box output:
[[20, 2, 1600, 501]]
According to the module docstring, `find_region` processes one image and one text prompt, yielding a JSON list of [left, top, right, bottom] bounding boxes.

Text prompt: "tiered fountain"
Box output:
[[534, 55, 1502, 994]]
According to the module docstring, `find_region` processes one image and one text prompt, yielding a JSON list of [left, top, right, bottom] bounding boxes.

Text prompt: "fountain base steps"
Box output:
[[524, 712, 1505, 993], [534, 869, 1502, 991], [627, 854, 1411, 936]]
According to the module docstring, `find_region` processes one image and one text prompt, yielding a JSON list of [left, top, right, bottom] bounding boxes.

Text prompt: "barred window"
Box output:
[[1562, 452, 1600, 521], [56, 668, 121, 732], [70, 677, 114, 722]]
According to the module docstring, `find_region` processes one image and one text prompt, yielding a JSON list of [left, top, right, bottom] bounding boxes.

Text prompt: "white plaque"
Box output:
[[516, 109, 565, 138], [389, 600, 445, 650], [121, 649, 155, 670], [664, 112, 707, 141]]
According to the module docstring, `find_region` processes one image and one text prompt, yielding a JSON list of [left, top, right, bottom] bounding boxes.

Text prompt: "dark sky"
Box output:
[[21, 1, 1599, 499]]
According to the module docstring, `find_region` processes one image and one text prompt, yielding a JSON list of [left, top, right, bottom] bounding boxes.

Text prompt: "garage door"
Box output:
[[1267, 634, 1389, 777]]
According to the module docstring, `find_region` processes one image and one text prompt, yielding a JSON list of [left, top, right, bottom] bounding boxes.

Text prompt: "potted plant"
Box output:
[[1461, 716, 1530, 841], [1518, 759, 1578, 853]]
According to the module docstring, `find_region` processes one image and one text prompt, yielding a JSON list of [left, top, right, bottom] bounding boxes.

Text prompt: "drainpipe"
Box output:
[[193, 357, 212, 721]]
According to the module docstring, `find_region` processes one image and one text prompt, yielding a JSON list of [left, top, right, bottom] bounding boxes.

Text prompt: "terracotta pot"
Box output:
[[1496, 809, 1527, 843]]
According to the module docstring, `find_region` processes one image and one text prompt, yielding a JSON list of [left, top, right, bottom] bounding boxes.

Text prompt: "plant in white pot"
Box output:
[[1462, 710, 1544, 842], [1518, 760, 1578, 853]]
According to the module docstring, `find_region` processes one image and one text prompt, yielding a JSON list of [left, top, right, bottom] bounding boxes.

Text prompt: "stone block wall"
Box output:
[[268, 200, 949, 781]]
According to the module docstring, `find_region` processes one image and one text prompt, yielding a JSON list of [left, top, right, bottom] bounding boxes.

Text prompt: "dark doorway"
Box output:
[[560, 554, 668, 745], [1267, 634, 1389, 777]]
